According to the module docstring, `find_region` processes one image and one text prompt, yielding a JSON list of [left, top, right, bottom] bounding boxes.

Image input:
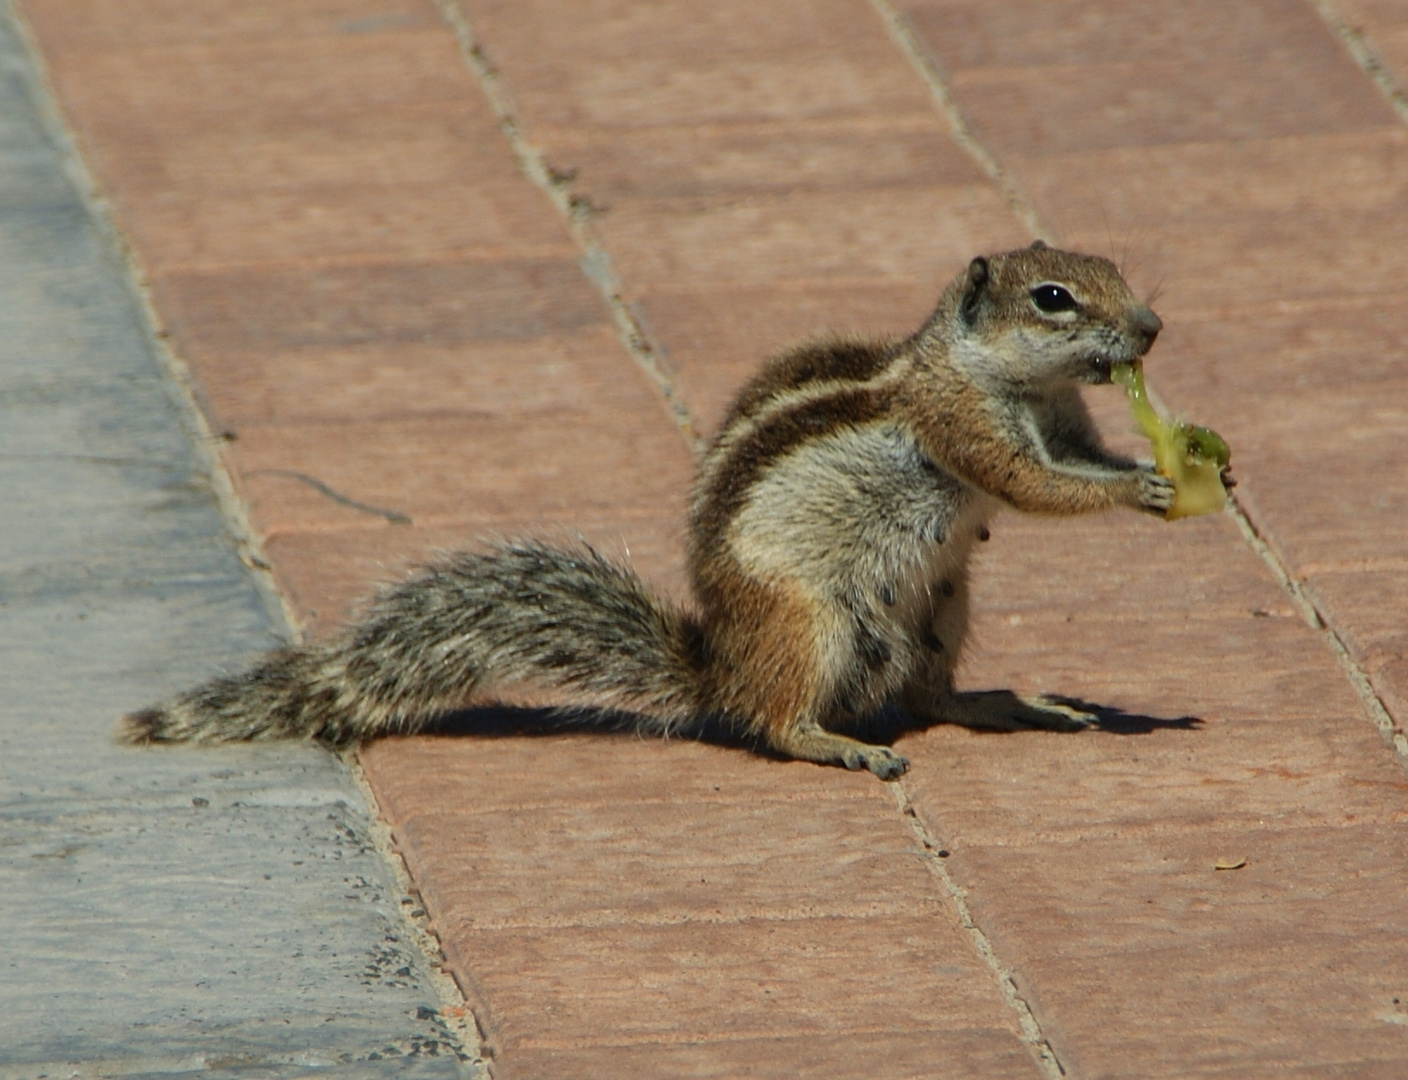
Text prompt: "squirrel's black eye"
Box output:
[[1030, 284, 1078, 314]]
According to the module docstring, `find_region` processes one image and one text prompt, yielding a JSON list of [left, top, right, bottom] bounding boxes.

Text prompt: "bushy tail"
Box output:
[[122, 541, 708, 745]]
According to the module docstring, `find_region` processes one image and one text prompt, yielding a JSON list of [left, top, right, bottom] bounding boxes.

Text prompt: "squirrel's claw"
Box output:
[[1137, 469, 1176, 514], [842, 745, 910, 781]]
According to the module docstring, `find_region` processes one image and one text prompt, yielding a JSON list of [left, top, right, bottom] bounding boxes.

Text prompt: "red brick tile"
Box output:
[[904, 711, 1408, 849], [938, 824, 1408, 1076], [966, 510, 1294, 622], [957, 511, 1345, 714], [441, 916, 1022, 1052], [227, 409, 690, 533], [20, 0, 440, 49], [922, 626, 1408, 844], [153, 257, 609, 360], [151, 114, 518, 200], [902, 0, 1345, 70], [464, 0, 936, 129], [498, 1028, 1042, 1080], [1163, 328, 1408, 459], [362, 733, 891, 826], [1010, 131, 1408, 242], [905, 0, 1395, 153], [23, 11, 570, 271], [116, 175, 572, 272], [1304, 569, 1408, 669], [1368, 656, 1408, 734], [956, 609, 1357, 729], [543, 116, 989, 203], [393, 797, 940, 929], [1149, 204, 1408, 315], [1044, 206, 1408, 324], [915, 493, 1408, 844], [35, 31, 477, 142], [949, 56, 1390, 158], [593, 184, 1024, 290], [474, 0, 924, 68], [1226, 440, 1408, 578], [197, 328, 661, 429], [997, 131, 1408, 315], [1146, 291, 1408, 416], [223, 413, 681, 532], [1337, 0, 1408, 93], [70, 89, 564, 270], [558, 50, 926, 130]]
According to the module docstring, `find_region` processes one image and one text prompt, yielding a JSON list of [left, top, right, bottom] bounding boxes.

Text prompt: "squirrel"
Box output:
[[123, 242, 1175, 781]]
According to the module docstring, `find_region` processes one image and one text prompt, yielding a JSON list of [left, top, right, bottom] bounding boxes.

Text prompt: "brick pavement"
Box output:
[[16, 0, 1408, 1076]]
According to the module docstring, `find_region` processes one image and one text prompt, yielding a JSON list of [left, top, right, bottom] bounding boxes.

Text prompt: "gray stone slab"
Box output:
[[0, 6, 478, 1076]]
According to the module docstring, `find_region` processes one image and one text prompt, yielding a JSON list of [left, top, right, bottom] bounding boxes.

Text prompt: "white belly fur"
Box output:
[[727, 422, 995, 688]]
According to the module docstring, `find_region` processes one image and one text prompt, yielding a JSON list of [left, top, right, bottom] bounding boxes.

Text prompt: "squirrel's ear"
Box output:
[[960, 256, 989, 327], [1029, 238, 1047, 250]]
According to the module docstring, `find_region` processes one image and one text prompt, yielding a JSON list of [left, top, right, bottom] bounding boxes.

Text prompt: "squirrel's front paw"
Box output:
[[1135, 468, 1175, 515]]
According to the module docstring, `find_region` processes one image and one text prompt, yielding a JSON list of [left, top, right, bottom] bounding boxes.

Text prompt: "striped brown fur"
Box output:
[[719, 335, 899, 432], [690, 381, 899, 565]]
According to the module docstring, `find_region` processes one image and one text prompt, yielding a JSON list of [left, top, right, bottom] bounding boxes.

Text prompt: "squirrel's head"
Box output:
[[932, 241, 1162, 388]]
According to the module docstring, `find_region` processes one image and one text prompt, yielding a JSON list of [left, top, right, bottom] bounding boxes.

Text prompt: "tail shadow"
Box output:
[[396, 694, 1200, 760], [845, 696, 1203, 744], [414, 703, 767, 753]]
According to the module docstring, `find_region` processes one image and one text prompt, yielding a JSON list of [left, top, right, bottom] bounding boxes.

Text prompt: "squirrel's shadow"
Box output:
[[410, 694, 1201, 757], [1042, 695, 1204, 735], [854, 696, 1202, 743], [419, 704, 766, 754]]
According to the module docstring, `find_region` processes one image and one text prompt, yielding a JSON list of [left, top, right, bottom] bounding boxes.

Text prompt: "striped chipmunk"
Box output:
[[124, 242, 1176, 781]]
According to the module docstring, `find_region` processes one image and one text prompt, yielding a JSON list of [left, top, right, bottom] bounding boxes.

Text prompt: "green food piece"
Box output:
[[1111, 360, 1231, 521]]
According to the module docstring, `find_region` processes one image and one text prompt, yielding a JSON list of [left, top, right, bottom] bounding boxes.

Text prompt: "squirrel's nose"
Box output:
[[1130, 306, 1162, 348]]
